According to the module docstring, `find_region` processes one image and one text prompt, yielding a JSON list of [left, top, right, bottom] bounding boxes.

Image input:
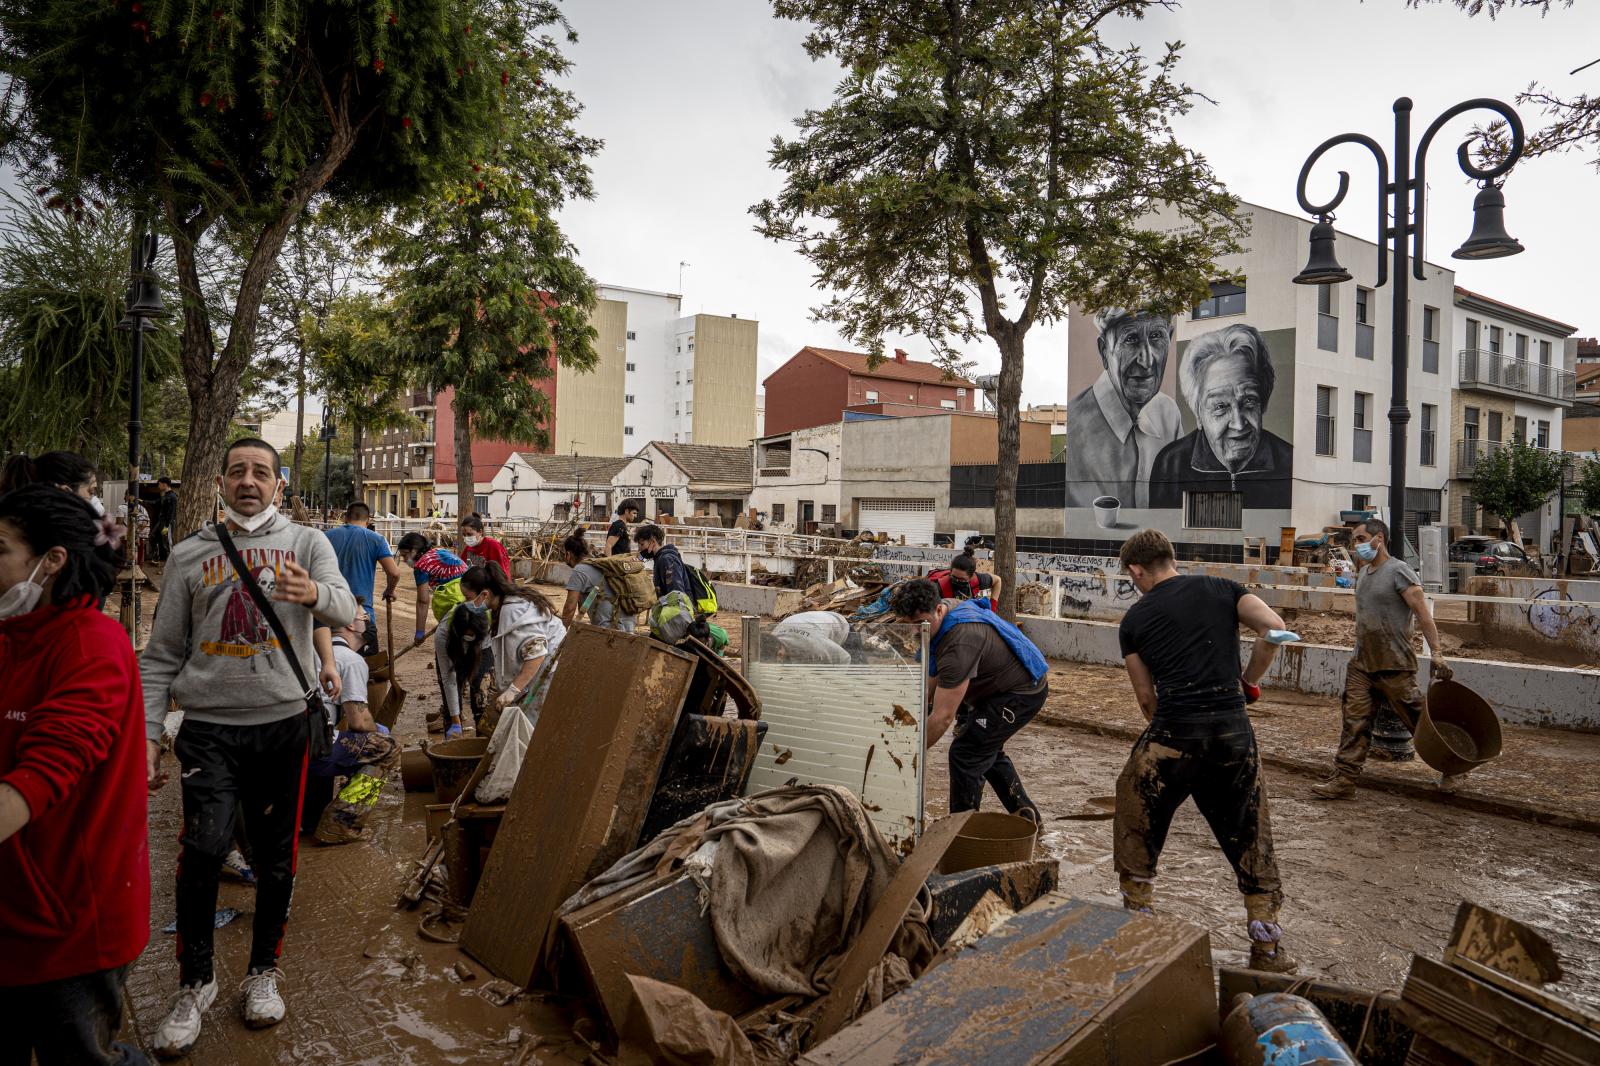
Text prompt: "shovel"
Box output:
[[373, 597, 408, 729]]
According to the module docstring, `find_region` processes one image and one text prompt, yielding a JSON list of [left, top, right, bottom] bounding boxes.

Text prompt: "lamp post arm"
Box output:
[[1296, 133, 1391, 287], [1411, 98, 1525, 280]]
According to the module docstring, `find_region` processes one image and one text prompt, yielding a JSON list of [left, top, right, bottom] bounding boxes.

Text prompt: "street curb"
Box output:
[[1036, 709, 1600, 838]]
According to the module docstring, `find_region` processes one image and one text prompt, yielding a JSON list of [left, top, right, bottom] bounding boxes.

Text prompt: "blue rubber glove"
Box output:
[[1265, 629, 1302, 645], [444, 722, 463, 739], [414, 629, 427, 643]]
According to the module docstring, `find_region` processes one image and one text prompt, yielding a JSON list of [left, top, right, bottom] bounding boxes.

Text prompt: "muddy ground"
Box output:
[[117, 582, 1600, 1063]]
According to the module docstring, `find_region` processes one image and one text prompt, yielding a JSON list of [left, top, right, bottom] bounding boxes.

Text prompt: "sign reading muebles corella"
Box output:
[[1064, 305, 1295, 540]]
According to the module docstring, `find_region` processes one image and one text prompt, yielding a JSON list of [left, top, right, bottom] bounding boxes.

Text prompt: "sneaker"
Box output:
[[1310, 776, 1356, 800], [240, 968, 287, 1028], [153, 978, 218, 1059], [1249, 942, 1299, 974], [220, 849, 255, 884], [1437, 772, 1468, 794]]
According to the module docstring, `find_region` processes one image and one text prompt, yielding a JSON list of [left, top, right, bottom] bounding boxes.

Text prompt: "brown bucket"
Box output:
[[400, 746, 434, 793], [938, 811, 1037, 875], [1416, 679, 1503, 776], [425, 737, 490, 804]]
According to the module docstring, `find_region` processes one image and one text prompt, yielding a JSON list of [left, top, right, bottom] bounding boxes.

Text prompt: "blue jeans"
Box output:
[[0, 965, 148, 1066]]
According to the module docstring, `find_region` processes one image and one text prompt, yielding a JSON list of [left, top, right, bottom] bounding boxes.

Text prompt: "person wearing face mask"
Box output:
[[633, 523, 693, 599], [1313, 518, 1457, 801], [396, 531, 471, 645], [0, 485, 151, 1066], [458, 512, 511, 575], [138, 438, 357, 1055], [1113, 528, 1296, 973], [459, 563, 567, 725]]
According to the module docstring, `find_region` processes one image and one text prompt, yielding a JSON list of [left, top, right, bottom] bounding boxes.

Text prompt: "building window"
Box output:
[[1539, 339, 1552, 366], [956, 387, 967, 397], [675, 372, 681, 386], [685, 401, 693, 414], [1353, 392, 1372, 463], [626, 330, 637, 341], [688, 340, 695, 351], [1514, 415, 1527, 441], [1316, 385, 1336, 456], [674, 404, 680, 417], [1193, 281, 1247, 319], [1422, 305, 1439, 373], [1355, 287, 1375, 359], [1420, 403, 1437, 466], [940, 399, 956, 410], [626, 362, 636, 372], [1352, 494, 1372, 512], [1488, 325, 1503, 354], [625, 394, 635, 404], [1516, 332, 1528, 360], [1465, 318, 1479, 350], [686, 373, 693, 383], [1487, 411, 1502, 443], [1317, 284, 1338, 352], [865, 390, 878, 403], [1355, 287, 1371, 324], [821, 504, 837, 523], [624, 426, 635, 436], [1185, 490, 1243, 530], [1537, 419, 1550, 449], [772, 503, 785, 522], [474, 495, 489, 514]]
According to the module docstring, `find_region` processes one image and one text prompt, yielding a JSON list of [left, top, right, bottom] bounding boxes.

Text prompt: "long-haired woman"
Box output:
[[459, 563, 566, 724]]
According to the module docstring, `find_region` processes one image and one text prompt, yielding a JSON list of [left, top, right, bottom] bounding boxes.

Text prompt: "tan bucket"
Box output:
[[938, 811, 1037, 875]]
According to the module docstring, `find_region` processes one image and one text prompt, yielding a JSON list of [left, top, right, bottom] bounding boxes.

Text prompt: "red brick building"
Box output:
[[762, 346, 978, 435]]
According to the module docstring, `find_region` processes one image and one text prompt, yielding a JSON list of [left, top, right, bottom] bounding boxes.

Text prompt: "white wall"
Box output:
[[600, 284, 682, 449], [750, 423, 843, 531]]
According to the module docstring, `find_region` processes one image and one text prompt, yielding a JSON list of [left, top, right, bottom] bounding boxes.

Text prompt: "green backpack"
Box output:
[[685, 564, 719, 616], [588, 555, 656, 616]]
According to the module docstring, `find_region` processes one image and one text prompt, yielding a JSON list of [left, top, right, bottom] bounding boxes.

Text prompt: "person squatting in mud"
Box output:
[[140, 438, 357, 1057], [306, 601, 400, 845], [1313, 516, 1460, 800], [891, 578, 1048, 823], [1113, 528, 1296, 973]]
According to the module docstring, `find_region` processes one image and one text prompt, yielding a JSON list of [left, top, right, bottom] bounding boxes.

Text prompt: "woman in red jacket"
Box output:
[[0, 484, 150, 1065], [459, 511, 511, 575]]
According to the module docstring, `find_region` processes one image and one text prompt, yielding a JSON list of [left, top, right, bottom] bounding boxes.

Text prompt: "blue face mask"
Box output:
[[1354, 541, 1378, 562]]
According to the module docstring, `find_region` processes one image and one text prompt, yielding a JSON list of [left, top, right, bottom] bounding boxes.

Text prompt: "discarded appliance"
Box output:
[[460, 625, 698, 987], [1218, 969, 1412, 1066], [1219, 992, 1357, 1065], [801, 895, 1216, 1064], [741, 617, 929, 850], [638, 713, 767, 845]]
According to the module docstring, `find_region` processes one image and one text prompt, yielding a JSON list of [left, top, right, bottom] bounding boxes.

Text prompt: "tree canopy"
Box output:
[[1471, 437, 1567, 532], [755, 0, 1241, 616]]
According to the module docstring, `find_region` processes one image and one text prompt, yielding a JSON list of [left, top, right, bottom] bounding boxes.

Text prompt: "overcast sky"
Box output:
[[554, 0, 1600, 407]]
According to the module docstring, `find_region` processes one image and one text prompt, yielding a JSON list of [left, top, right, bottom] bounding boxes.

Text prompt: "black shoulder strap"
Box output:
[[214, 523, 317, 701]]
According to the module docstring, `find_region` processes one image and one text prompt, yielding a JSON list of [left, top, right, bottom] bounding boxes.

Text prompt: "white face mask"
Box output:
[[223, 503, 279, 533], [0, 559, 46, 621], [88, 495, 106, 518], [463, 533, 482, 547]]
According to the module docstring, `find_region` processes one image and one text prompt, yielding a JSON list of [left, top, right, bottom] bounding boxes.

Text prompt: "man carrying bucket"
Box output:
[[890, 578, 1047, 825], [1113, 529, 1297, 974], [1313, 517, 1460, 800]]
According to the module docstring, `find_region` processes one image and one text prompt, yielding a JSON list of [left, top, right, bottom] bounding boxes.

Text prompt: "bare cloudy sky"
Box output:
[[554, 0, 1600, 406]]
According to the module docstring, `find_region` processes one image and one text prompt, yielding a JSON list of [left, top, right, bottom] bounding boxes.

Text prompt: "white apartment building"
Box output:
[[750, 422, 844, 533]]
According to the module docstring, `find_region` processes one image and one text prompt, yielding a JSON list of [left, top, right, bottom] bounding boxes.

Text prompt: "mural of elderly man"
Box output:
[[1065, 309, 1181, 508], [1150, 324, 1293, 509]]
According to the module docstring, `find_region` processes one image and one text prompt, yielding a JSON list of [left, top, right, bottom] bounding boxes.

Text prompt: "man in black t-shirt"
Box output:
[[606, 502, 640, 556], [1114, 528, 1296, 973]]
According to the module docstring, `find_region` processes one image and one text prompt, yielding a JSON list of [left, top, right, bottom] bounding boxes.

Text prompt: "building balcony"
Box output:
[[1454, 438, 1505, 478], [1457, 348, 1575, 405]]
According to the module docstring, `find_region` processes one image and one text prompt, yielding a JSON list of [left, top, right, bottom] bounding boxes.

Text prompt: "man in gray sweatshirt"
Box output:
[[140, 438, 356, 1058]]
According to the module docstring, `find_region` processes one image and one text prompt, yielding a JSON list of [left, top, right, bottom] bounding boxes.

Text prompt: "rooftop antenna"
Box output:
[[678, 260, 690, 295]]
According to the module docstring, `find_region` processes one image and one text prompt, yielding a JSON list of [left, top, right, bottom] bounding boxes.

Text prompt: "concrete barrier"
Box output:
[[1016, 614, 1600, 733], [1467, 576, 1600, 662], [712, 581, 803, 618]]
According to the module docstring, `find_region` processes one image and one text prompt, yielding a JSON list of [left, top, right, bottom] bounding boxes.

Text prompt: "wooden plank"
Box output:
[[1399, 955, 1599, 1066], [460, 626, 697, 986], [807, 811, 972, 1045], [1442, 901, 1600, 1036]]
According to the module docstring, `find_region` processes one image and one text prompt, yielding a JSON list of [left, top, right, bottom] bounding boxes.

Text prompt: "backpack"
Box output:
[[588, 555, 655, 616], [685, 563, 719, 617]]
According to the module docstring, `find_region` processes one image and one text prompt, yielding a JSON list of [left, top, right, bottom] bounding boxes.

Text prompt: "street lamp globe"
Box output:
[[1292, 218, 1353, 286], [1452, 183, 1524, 261]]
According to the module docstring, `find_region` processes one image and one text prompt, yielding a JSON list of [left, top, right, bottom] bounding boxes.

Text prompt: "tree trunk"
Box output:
[[352, 421, 364, 500], [992, 329, 1026, 622], [453, 390, 474, 520], [293, 343, 307, 498]]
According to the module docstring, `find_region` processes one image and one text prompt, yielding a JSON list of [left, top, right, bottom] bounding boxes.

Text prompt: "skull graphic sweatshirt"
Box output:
[[140, 513, 358, 742]]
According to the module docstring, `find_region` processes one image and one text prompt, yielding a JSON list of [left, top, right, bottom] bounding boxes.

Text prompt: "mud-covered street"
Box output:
[[115, 590, 1600, 1063]]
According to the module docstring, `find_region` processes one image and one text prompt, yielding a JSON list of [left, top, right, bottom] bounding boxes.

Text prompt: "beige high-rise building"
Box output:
[[552, 284, 759, 457]]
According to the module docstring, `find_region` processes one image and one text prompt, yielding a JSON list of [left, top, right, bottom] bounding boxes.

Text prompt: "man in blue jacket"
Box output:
[[892, 578, 1047, 823]]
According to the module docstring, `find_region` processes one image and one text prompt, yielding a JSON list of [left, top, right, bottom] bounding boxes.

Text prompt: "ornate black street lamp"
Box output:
[[1293, 97, 1526, 528], [1294, 98, 1526, 761], [116, 229, 165, 642], [319, 408, 338, 522]]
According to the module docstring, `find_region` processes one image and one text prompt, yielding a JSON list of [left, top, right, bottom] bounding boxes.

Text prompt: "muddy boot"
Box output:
[[1248, 941, 1298, 973], [1436, 772, 1468, 794], [1119, 876, 1155, 916], [1311, 775, 1356, 800]]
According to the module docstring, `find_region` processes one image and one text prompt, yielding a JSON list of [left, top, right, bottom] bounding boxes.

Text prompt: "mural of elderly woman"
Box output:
[[1149, 324, 1293, 509]]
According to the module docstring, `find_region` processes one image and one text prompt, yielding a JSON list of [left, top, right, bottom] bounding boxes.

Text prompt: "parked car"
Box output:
[[1448, 536, 1531, 574]]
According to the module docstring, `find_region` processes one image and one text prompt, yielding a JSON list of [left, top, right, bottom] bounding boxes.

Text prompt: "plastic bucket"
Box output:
[[938, 811, 1037, 875], [425, 737, 489, 804], [1416, 679, 1502, 776]]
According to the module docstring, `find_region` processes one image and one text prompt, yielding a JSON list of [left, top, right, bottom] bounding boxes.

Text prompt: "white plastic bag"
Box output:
[[475, 698, 535, 804]]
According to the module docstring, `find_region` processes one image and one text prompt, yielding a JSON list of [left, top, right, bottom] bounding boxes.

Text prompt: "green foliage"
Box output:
[[1399, 0, 1570, 16], [1574, 452, 1600, 515], [1471, 437, 1568, 529], [0, 191, 181, 468], [382, 16, 599, 509], [309, 291, 420, 446]]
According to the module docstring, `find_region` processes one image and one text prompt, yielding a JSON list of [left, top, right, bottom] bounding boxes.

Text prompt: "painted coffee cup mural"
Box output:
[[1065, 306, 1295, 540]]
